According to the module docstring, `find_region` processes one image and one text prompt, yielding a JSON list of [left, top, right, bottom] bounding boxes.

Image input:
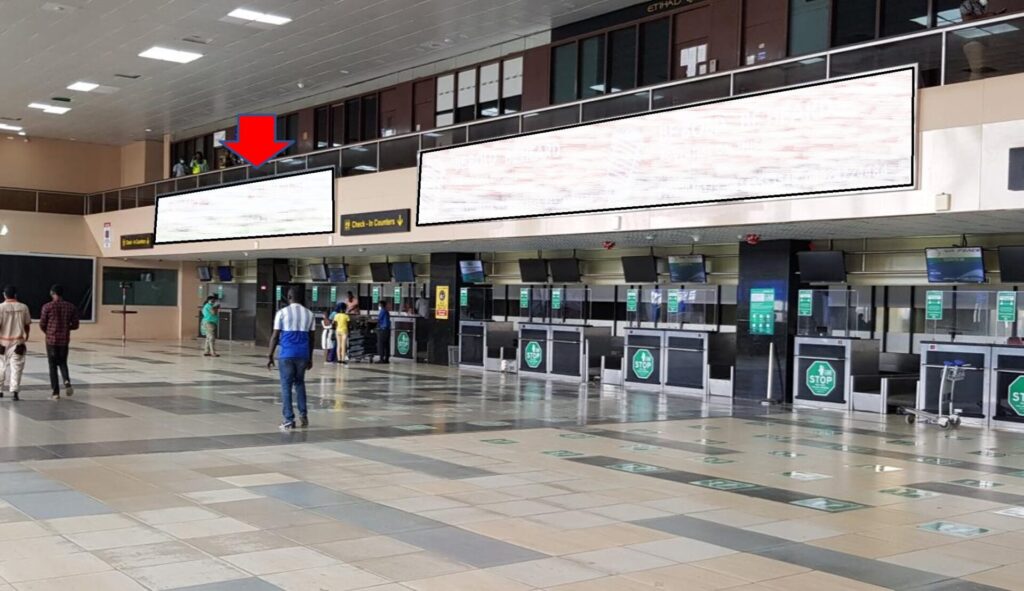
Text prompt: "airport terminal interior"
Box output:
[[7, 0, 1024, 589]]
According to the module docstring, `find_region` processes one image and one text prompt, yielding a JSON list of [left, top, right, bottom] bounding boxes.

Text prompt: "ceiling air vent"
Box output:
[[181, 35, 212, 45], [51, 96, 72, 102], [114, 73, 142, 80], [0, 116, 22, 122]]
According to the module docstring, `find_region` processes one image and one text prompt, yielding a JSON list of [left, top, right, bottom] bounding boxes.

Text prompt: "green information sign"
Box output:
[[1008, 376, 1024, 417], [372, 286, 380, 304], [631, 349, 656, 380], [806, 360, 837, 397], [998, 291, 1017, 323], [216, 285, 224, 299], [626, 290, 639, 313], [551, 288, 562, 311], [330, 286, 337, 303], [524, 341, 543, 369], [520, 288, 530, 309], [275, 286, 282, 302], [393, 286, 402, 306], [311, 286, 319, 303], [749, 288, 775, 335], [926, 290, 944, 321], [798, 290, 813, 317], [396, 332, 411, 356], [667, 290, 679, 311], [460, 287, 469, 307]]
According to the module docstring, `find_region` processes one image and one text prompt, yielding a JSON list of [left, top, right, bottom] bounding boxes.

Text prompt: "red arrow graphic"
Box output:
[[223, 114, 294, 168]]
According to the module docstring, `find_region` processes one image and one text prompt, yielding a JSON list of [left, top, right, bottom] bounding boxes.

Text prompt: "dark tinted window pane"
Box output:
[[551, 43, 577, 103], [137, 185, 155, 208], [308, 150, 340, 173], [345, 100, 361, 143], [608, 27, 637, 93], [362, 95, 378, 141], [38, 192, 85, 215], [789, 0, 830, 56], [501, 95, 522, 114], [830, 34, 943, 87], [467, 116, 519, 141], [933, 0, 965, 26], [198, 171, 221, 187], [104, 192, 119, 212], [581, 91, 648, 122], [945, 15, 1024, 84], [579, 35, 606, 98], [102, 268, 178, 306], [88, 194, 103, 214], [276, 157, 306, 174], [330, 104, 345, 147], [733, 58, 827, 94], [832, 0, 878, 46], [455, 104, 476, 123], [341, 144, 378, 176], [249, 162, 276, 178], [120, 188, 137, 210], [222, 167, 246, 184], [639, 18, 670, 87], [0, 189, 36, 212], [651, 76, 731, 110], [314, 107, 329, 150], [379, 136, 419, 171], [420, 126, 466, 149], [521, 105, 579, 132], [156, 181, 175, 196], [881, 0, 929, 37], [175, 177, 198, 191]]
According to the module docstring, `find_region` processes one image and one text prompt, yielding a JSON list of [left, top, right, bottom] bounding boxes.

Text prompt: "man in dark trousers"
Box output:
[[39, 284, 80, 400], [377, 301, 391, 364]]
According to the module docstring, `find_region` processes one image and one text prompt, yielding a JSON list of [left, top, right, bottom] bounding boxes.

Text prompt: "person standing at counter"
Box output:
[[201, 295, 221, 357], [335, 309, 350, 364], [377, 301, 391, 364]]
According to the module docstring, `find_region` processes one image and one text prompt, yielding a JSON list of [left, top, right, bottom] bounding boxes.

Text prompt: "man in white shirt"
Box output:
[[0, 285, 32, 401], [267, 288, 315, 430]]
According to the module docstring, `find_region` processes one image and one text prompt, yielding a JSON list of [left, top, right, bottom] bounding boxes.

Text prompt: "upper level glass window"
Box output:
[[551, 43, 578, 104], [789, 0, 830, 55], [832, 0, 878, 46], [639, 18, 670, 87], [881, 0, 929, 37], [578, 35, 606, 98], [608, 27, 637, 93]]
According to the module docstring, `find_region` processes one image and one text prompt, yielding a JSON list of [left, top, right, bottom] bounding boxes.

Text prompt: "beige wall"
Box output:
[[0, 136, 121, 194], [119, 141, 164, 187]]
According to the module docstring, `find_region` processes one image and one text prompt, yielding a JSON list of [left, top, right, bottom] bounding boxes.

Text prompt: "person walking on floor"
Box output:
[[0, 286, 32, 402], [335, 308, 350, 364], [377, 300, 391, 364], [267, 287, 315, 430], [39, 284, 80, 400], [201, 295, 221, 357]]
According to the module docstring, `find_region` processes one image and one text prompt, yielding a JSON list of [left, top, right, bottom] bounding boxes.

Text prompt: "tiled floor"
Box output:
[[1, 340, 1023, 589]]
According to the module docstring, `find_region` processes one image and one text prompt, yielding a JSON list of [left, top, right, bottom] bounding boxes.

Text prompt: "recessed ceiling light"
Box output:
[[67, 81, 98, 92], [28, 102, 70, 114], [145, 128, 152, 132], [0, 123, 22, 132], [227, 8, 291, 25], [17, 131, 26, 136], [138, 46, 203, 64]]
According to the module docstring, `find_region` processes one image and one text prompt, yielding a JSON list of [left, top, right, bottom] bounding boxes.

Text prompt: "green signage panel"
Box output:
[[393, 286, 402, 305], [667, 290, 679, 311], [998, 291, 1017, 323], [626, 290, 639, 313], [520, 288, 530, 309], [396, 331, 411, 356], [798, 290, 813, 317], [275, 286, 282, 302], [551, 288, 562, 311], [460, 287, 469, 307], [631, 349, 656, 380], [372, 286, 380, 304], [330, 286, 337, 303], [1009, 375, 1024, 416], [749, 288, 775, 335], [311, 286, 319, 303], [524, 341, 544, 369], [926, 290, 944, 321], [806, 360, 837, 397]]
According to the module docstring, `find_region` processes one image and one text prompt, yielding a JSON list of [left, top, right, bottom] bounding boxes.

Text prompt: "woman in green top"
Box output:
[[201, 295, 220, 357]]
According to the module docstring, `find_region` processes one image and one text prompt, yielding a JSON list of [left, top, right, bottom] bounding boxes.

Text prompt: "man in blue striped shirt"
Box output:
[[267, 287, 315, 430]]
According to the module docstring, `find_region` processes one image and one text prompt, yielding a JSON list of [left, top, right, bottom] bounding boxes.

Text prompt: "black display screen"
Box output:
[[308, 264, 328, 282], [370, 262, 392, 282], [391, 262, 416, 283], [622, 256, 659, 283], [798, 251, 847, 283], [998, 246, 1024, 282], [519, 259, 549, 283], [549, 258, 581, 283]]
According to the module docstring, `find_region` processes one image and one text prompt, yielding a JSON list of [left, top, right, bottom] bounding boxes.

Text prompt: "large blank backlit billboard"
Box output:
[[417, 68, 916, 226], [155, 168, 335, 244]]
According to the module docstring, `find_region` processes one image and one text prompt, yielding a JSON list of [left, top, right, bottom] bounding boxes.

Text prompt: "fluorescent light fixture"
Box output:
[[353, 165, 378, 172], [0, 224, 8, 237], [228, 8, 291, 25], [138, 46, 203, 64], [0, 123, 22, 131], [17, 131, 26, 136], [983, 23, 1020, 34], [28, 102, 70, 114], [67, 81, 99, 92]]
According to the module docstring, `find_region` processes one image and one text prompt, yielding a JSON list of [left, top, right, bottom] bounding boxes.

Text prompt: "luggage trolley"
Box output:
[[902, 360, 966, 429]]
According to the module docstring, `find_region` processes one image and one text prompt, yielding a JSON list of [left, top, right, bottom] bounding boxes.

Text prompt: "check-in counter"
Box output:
[[664, 330, 709, 396], [918, 342, 990, 427], [793, 337, 879, 411], [459, 320, 516, 371], [550, 326, 611, 381], [991, 346, 1024, 429], [392, 316, 417, 361], [518, 323, 552, 375], [624, 329, 664, 390]]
